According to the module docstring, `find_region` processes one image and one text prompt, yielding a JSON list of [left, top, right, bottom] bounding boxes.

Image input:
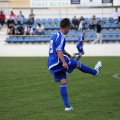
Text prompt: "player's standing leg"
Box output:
[[54, 72, 73, 111], [76, 46, 84, 61]]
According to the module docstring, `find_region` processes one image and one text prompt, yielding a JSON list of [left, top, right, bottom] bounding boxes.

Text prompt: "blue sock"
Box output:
[[78, 62, 97, 75], [60, 84, 70, 108], [76, 55, 81, 61]]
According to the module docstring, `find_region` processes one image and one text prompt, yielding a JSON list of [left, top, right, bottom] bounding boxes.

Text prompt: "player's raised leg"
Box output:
[[64, 56, 102, 76], [77, 61, 102, 76]]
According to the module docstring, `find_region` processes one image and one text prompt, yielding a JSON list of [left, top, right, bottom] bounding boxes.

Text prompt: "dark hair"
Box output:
[[38, 23, 41, 27], [60, 18, 70, 29], [11, 11, 13, 14], [82, 29, 86, 31]]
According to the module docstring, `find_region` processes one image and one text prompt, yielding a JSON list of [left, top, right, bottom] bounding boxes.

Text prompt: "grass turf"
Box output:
[[0, 57, 120, 120]]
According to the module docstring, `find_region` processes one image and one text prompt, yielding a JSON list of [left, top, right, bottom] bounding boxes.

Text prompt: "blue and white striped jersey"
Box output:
[[76, 33, 85, 47], [47, 31, 66, 73]]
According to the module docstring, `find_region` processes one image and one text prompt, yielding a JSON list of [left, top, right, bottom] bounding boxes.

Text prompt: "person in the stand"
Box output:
[[89, 15, 97, 30], [35, 23, 45, 35], [92, 20, 102, 44], [24, 24, 33, 35], [78, 16, 85, 30], [0, 11, 6, 27], [15, 24, 24, 35], [71, 16, 79, 30], [7, 23, 15, 35]]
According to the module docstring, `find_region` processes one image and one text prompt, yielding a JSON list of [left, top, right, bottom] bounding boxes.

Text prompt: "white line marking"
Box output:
[[112, 73, 120, 79]]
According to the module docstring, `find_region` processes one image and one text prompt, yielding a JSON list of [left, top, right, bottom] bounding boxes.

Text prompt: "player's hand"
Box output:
[[63, 63, 69, 70]]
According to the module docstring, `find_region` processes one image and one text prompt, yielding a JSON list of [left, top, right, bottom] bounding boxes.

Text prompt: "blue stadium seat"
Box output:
[[36, 37, 42, 42], [103, 35, 111, 41], [116, 34, 120, 41], [96, 17, 101, 21], [29, 37, 36, 42], [32, 24, 37, 30], [53, 18, 60, 23], [103, 24, 111, 28], [76, 30, 82, 35], [23, 18, 29, 24], [35, 19, 40, 23], [23, 25, 26, 29], [73, 36, 78, 42], [85, 24, 89, 29], [111, 35, 118, 41], [86, 36, 92, 41], [84, 18, 89, 23], [24, 37, 30, 42], [66, 37, 73, 42], [60, 18, 64, 21], [43, 37, 50, 42], [49, 24, 55, 30], [86, 30, 95, 35], [6, 37, 12, 43], [52, 29, 58, 33], [116, 24, 120, 28], [92, 36, 97, 41], [68, 30, 76, 35], [46, 30, 52, 35], [108, 29, 114, 34], [44, 24, 50, 29], [48, 18, 53, 23], [12, 37, 18, 42], [102, 30, 108, 34], [41, 18, 47, 24], [108, 17, 114, 23], [14, 25, 18, 29], [39, 37, 48, 42], [55, 24, 60, 29], [114, 30, 120, 34], [102, 17, 107, 22], [18, 37, 24, 43], [111, 24, 117, 28]]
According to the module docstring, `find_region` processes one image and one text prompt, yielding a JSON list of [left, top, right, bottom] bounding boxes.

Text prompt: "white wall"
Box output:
[[0, 44, 120, 57], [4, 7, 120, 19]]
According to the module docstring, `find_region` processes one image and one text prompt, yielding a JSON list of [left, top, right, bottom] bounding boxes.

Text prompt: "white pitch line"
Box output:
[[112, 73, 120, 79]]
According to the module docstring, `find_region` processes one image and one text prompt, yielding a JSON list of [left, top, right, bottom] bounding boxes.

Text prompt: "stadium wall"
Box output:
[[0, 44, 120, 57], [3, 7, 120, 19]]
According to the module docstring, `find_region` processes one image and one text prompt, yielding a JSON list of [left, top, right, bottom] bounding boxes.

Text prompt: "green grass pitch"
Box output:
[[0, 57, 120, 120]]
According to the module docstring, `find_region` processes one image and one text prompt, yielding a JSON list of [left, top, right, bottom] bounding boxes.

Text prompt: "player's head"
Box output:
[[60, 18, 71, 35], [82, 29, 86, 34]]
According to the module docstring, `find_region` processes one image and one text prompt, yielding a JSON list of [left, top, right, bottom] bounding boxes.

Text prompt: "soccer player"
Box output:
[[47, 18, 102, 111], [74, 29, 88, 61]]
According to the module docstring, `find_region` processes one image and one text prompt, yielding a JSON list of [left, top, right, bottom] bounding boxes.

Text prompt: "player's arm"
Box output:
[[64, 50, 72, 58], [80, 39, 88, 42], [79, 36, 88, 42], [57, 50, 68, 69]]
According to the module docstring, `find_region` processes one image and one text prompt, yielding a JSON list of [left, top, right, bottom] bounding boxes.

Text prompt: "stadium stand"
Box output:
[[0, 0, 119, 44], [5, 16, 120, 43]]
